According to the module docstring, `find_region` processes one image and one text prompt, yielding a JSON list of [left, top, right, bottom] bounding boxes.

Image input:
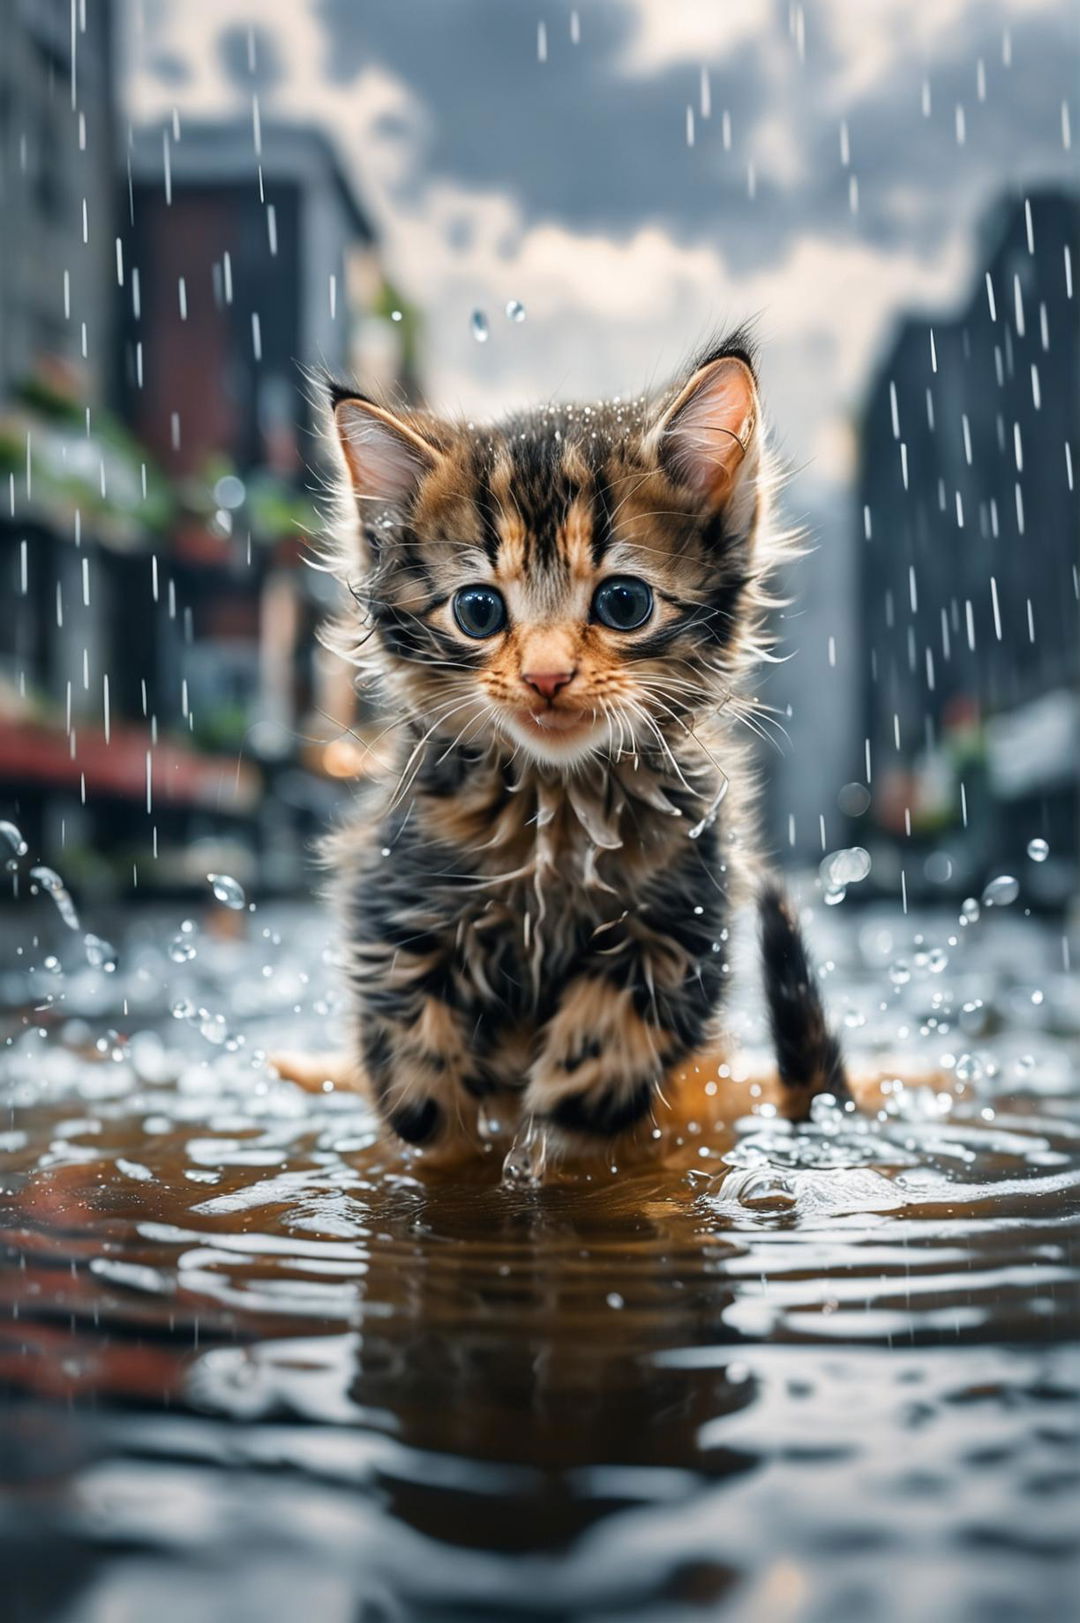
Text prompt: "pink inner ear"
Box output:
[[663, 357, 757, 503], [334, 400, 434, 506]]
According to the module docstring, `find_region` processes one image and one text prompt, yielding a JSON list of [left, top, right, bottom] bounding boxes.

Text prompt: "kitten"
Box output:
[[321, 332, 847, 1154]]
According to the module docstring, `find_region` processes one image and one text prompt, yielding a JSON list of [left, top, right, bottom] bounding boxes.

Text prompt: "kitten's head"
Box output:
[[328, 334, 774, 770]]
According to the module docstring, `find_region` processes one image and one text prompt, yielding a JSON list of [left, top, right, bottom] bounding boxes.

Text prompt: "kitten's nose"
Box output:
[[522, 668, 575, 702]]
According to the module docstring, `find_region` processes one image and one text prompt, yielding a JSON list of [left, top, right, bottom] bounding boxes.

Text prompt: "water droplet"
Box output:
[[207, 873, 246, 910], [927, 947, 949, 974], [982, 874, 1019, 908], [823, 885, 847, 906], [605, 1291, 625, 1310], [959, 897, 980, 925], [836, 782, 871, 817], [821, 846, 871, 887], [198, 1011, 229, 1045], [168, 934, 197, 964], [732, 1166, 797, 1212], [84, 933, 117, 972], [1027, 838, 1049, 863], [888, 959, 911, 986], [470, 309, 489, 343], [954, 1053, 984, 1084], [171, 997, 195, 1020], [505, 299, 526, 322], [0, 819, 28, 858], [28, 866, 80, 929], [501, 1119, 548, 1186], [687, 776, 730, 839]]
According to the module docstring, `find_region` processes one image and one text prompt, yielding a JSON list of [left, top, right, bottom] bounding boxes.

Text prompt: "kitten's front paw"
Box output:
[[524, 978, 666, 1139]]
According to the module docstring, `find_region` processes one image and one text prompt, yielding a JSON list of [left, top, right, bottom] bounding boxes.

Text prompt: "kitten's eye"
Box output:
[[452, 585, 507, 639], [591, 576, 654, 631]]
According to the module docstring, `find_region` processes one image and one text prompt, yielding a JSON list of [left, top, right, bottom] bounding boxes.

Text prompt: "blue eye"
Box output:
[[591, 576, 654, 631], [453, 585, 507, 639]]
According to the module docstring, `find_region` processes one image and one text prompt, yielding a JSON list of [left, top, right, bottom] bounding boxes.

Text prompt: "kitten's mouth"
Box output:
[[520, 708, 594, 735], [504, 705, 605, 757]]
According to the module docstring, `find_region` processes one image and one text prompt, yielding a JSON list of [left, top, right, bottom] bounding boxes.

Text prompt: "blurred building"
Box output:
[[0, 0, 116, 403], [116, 119, 410, 890], [0, 0, 157, 893], [1, 70, 411, 895], [856, 189, 1080, 907]]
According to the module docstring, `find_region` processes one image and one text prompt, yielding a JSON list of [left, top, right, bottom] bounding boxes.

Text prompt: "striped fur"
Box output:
[[320, 333, 846, 1152]]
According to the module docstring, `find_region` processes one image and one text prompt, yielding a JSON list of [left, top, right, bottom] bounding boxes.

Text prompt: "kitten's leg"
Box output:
[[524, 974, 691, 1140], [358, 996, 491, 1148]]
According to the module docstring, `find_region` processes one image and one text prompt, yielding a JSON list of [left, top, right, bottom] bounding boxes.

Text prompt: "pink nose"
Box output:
[[522, 669, 575, 702]]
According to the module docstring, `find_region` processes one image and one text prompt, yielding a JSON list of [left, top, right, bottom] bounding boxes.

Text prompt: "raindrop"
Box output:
[[954, 1054, 984, 1084], [505, 299, 526, 322], [606, 1292, 625, 1310], [823, 886, 846, 907], [837, 782, 871, 817], [213, 474, 246, 510], [470, 309, 490, 343], [924, 851, 954, 885], [1027, 838, 1049, 863], [29, 866, 80, 929], [84, 933, 117, 972], [687, 776, 729, 839], [888, 960, 911, 986], [981, 874, 1019, 908], [731, 1166, 797, 1212], [0, 820, 28, 858], [502, 1119, 548, 1186], [199, 1011, 229, 1046], [820, 846, 871, 887], [959, 897, 980, 925], [207, 873, 246, 910], [168, 933, 197, 964]]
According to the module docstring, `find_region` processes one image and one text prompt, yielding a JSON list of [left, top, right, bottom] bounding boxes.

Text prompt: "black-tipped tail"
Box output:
[[758, 883, 849, 1119]]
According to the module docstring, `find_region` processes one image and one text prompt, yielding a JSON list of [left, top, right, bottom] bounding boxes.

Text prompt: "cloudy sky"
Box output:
[[125, 0, 1077, 504]]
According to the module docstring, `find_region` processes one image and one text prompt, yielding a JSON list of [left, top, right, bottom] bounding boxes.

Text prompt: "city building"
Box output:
[[1, 78, 408, 895], [116, 118, 407, 890], [856, 189, 1080, 907], [0, 0, 177, 891]]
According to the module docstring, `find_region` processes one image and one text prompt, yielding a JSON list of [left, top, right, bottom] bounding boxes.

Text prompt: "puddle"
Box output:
[[1, 895, 1078, 1620]]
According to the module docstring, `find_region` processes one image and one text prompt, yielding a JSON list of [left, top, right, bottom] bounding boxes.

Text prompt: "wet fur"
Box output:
[[319, 333, 847, 1154]]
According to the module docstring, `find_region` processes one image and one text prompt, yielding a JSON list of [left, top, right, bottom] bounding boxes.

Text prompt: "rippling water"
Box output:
[[1, 894, 1078, 1621]]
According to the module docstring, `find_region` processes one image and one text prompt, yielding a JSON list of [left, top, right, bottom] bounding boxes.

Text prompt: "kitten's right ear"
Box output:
[[332, 393, 440, 509]]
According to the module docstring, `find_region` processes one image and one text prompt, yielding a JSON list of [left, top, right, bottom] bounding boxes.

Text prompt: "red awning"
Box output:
[[0, 720, 261, 813]]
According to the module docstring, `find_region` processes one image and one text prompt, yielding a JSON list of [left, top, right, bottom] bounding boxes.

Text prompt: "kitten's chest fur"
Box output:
[[334, 740, 737, 1034]]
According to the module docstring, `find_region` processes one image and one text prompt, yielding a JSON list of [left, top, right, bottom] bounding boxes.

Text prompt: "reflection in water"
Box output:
[[1, 902, 1079, 1618]]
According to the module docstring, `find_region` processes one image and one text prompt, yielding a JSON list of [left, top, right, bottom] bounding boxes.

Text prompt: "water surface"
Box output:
[[1, 898, 1078, 1621]]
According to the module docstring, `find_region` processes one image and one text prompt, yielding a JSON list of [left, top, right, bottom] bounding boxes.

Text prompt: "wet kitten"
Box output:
[[321, 332, 847, 1154]]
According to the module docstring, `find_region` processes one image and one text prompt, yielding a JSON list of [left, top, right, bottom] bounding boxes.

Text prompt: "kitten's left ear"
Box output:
[[652, 354, 760, 531]]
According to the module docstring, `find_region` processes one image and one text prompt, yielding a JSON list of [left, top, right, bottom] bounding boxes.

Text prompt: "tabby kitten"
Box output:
[[323, 333, 846, 1153]]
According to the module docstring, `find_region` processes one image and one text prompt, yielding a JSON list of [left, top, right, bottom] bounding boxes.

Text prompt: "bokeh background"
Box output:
[[1, 0, 1077, 911]]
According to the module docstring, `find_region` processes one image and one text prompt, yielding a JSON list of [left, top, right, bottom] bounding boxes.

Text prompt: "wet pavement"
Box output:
[[1, 882, 1078, 1621]]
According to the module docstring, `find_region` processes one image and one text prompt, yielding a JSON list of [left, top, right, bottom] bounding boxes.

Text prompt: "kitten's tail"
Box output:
[[757, 881, 850, 1118]]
